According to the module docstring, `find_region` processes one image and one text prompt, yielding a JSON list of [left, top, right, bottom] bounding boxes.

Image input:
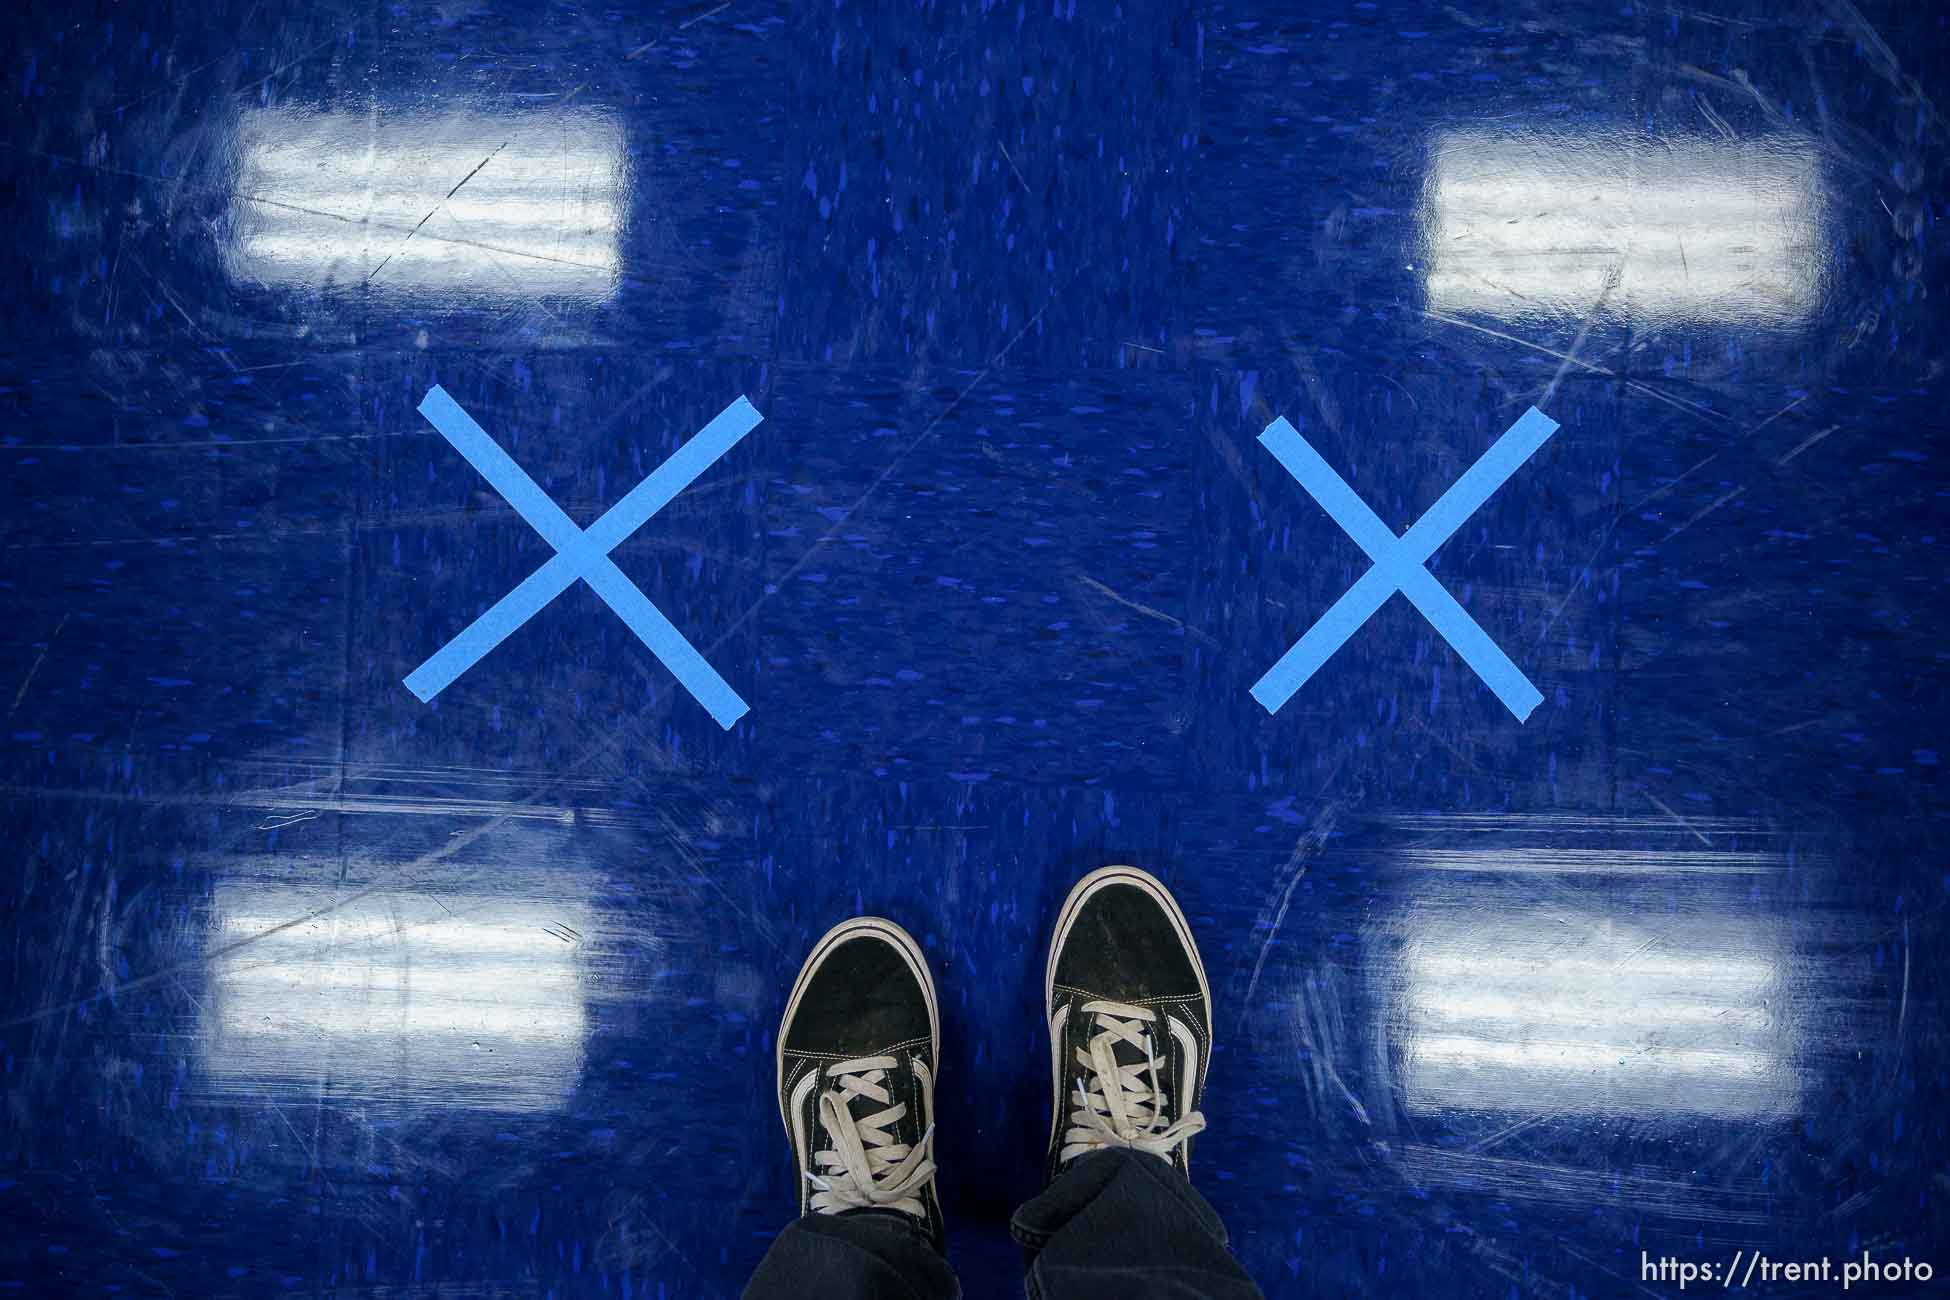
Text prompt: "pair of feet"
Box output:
[[774, 866, 1213, 1248]]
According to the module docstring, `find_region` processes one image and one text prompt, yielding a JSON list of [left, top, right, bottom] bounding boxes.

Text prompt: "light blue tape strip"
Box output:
[[580, 558, 748, 728], [403, 387, 761, 730], [1249, 406, 1559, 722], [1255, 418, 1401, 561], [403, 552, 584, 702], [1401, 407, 1559, 558], [1249, 566, 1399, 715]]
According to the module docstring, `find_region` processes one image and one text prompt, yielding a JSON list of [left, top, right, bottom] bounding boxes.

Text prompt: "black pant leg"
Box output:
[[744, 1209, 961, 1300], [1008, 1150, 1264, 1300]]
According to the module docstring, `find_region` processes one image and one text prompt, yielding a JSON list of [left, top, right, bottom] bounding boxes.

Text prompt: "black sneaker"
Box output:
[[1042, 865, 1211, 1185], [776, 916, 944, 1248]]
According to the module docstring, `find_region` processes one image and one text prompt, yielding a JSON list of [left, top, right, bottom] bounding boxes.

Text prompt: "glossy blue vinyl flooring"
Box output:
[[2, 0, 1946, 1295]]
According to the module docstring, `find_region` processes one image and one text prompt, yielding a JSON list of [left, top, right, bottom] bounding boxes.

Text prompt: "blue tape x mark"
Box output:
[[404, 385, 762, 730], [1250, 406, 1560, 723]]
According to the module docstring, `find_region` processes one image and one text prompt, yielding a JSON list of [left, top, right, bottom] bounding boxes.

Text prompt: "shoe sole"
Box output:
[[774, 915, 942, 1136], [1043, 865, 1212, 1021]]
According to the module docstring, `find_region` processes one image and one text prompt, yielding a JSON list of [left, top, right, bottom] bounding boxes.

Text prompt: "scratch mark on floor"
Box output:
[[1427, 309, 1611, 380], [1751, 393, 1807, 435], [1778, 424, 1839, 465], [1644, 789, 1711, 845], [626, 0, 731, 59], [1827, 1187, 1878, 1221], [1464, 1111, 1549, 1154], [1628, 378, 1729, 427], [1661, 485, 1744, 544], [1405, 714, 1486, 774], [367, 141, 510, 284], [228, 359, 313, 374], [256, 809, 322, 832], [1074, 573, 1221, 648], [1299, 969, 1372, 1127], [129, 255, 233, 366], [239, 188, 612, 274], [1897, 918, 1910, 1053], [0, 140, 628, 286], [1240, 784, 1348, 1020], [1536, 510, 1620, 643], [7, 613, 68, 721], [170, 974, 325, 1176], [1674, 64, 1795, 134], [1396, 1144, 1774, 1226], [1694, 91, 1737, 141], [1539, 263, 1620, 410], [1374, 370, 1421, 412], [1632, 454, 1716, 512], [1426, 309, 1729, 427], [997, 137, 1031, 194]]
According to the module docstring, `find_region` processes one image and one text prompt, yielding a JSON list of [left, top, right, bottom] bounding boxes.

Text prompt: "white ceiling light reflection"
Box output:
[[1398, 907, 1799, 1120], [1422, 131, 1827, 327], [224, 108, 626, 299], [201, 883, 592, 1112]]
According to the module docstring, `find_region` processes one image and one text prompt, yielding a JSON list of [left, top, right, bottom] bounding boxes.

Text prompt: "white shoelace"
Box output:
[[805, 1054, 937, 1219], [1061, 999, 1206, 1165]]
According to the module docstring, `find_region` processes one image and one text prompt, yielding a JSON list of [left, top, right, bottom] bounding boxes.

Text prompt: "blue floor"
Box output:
[[2, 0, 1946, 1295]]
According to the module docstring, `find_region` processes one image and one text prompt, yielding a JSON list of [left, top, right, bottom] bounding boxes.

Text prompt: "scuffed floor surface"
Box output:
[[1, 0, 1945, 1295]]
